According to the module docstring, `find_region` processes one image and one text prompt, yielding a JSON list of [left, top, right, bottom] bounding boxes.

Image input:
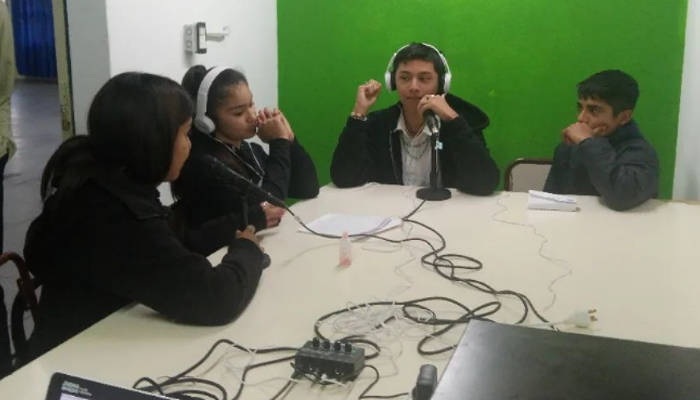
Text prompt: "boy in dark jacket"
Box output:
[[331, 43, 500, 195], [544, 70, 659, 211]]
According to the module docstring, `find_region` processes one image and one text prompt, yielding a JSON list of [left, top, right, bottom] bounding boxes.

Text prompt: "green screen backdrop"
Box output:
[[278, 0, 688, 198]]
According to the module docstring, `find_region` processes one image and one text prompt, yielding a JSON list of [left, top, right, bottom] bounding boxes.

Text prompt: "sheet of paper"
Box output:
[[527, 191, 579, 212], [298, 213, 401, 236]]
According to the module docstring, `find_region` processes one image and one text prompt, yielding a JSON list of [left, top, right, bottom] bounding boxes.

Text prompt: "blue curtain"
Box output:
[[10, 0, 57, 79]]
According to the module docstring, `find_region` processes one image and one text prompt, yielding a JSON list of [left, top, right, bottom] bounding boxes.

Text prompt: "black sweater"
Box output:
[[330, 94, 500, 195], [172, 131, 319, 255], [544, 120, 659, 211], [24, 171, 264, 360]]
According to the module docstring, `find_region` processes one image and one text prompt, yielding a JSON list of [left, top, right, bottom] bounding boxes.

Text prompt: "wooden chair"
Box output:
[[0, 252, 40, 377]]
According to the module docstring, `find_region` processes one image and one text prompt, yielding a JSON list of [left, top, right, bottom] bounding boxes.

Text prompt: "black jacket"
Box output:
[[24, 171, 264, 360], [544, 120, 659, 211], [330, 94, 500, 195], [171, 131, 319, 255]]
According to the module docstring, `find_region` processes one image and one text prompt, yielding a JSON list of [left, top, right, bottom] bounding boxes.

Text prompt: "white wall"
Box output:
[[105, 0, 278, 109], [674, 0, 700, 200], [66, 0, 279, 135]]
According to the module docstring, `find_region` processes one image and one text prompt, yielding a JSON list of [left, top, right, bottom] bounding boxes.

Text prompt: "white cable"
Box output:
[[492, 192, 573, 312], [525, 309, 598, 329], [315, 376, 349, 388], [321, 300, 461, 352], [342, 182, 381, 191], [373, 345, 402, 377], [223, 346, 305, 387]]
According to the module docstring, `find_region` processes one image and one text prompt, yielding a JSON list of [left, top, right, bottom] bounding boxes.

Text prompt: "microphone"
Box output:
[[202, 155, 276, 269], [423, 110, 439, 136], [416, 109, 451, 201], [202, 154, 286, 208]]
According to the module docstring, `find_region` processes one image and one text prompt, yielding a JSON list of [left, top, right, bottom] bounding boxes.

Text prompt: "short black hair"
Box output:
[[41, 72, 193, 205], [391, 43, 447, 92], [182, 65, 248, 131], [577, 70, 639, 115]]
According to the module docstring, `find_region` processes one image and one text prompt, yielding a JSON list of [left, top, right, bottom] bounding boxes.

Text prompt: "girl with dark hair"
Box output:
[[23, 72, 265, 360], [172, 66, 319, 255]]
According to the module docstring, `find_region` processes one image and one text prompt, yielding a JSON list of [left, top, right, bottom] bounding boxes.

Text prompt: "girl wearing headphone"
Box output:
[[172, 66, 319, 255], [330, 43, 500, 195]]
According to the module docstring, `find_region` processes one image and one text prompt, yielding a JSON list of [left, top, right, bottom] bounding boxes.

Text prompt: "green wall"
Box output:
[[278, 0, 688, 198]]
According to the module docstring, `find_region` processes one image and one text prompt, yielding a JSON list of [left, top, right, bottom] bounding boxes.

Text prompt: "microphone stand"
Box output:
[[416, 116, 451, 201]]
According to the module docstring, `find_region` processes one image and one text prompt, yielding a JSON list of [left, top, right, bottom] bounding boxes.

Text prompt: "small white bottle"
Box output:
[[339, 231, 352, 267]]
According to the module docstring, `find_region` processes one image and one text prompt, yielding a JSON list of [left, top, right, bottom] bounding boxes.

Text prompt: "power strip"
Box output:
[[293, 338, 365, 381]]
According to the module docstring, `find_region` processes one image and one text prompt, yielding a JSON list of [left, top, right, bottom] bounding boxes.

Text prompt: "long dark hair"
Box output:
[[171, 66, 252, 201], [41, 72, 193, 206], [169, 66, 253, 238]]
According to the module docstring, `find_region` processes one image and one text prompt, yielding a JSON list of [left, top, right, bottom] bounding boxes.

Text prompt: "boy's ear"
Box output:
[[617, 109, 633, 125]]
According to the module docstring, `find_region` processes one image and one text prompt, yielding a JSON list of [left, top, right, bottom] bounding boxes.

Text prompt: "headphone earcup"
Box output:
[[384, 70, 394, 92], [443, 72, 452, 93], [194, 115, 216, 134]]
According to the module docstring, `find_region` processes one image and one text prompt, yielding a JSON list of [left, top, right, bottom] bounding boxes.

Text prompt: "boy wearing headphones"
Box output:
[[330, 43, 499, 195]]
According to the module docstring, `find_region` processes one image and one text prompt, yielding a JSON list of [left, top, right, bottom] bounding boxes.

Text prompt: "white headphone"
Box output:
[[194, 66, 230, 134], [384, 43, 452, 93]]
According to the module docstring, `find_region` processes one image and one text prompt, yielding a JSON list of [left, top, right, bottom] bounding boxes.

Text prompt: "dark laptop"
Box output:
[[45, 373, 172, 400], [432, 320, 700, 400]]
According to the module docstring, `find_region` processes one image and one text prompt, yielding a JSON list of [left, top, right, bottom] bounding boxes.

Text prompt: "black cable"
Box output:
[[404, 217, 551, 325], [133, 340, 298, 400], [288, 198, 427, 240], [230, 355, 297, 400], [269, 372, 300, 400], [133, 197, 557, 400], [133, 377, 165, 395], [165, 339, 296, 386], [416, 323, 462, 356], [289, 197, 552, 329], [358, 365, 409, 400], [150, 377, 227, 400], [290, 362, 330, 386], [402, 200, 426, 220], [167, 389, 220, 400], [314, 296, 504, 357], [250, 179, 553, 330]]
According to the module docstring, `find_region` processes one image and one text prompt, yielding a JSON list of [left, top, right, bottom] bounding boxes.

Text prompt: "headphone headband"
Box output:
[[194, 66, 229, 134]]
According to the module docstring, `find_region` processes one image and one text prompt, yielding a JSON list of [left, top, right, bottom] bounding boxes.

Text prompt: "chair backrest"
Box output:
[[0, 252, 40, 378], [504, 158, 554, 192]]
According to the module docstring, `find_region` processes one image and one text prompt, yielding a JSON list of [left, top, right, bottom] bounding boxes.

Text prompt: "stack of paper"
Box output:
[[527, 190, 579, 212], [298, 213, 401, 236]]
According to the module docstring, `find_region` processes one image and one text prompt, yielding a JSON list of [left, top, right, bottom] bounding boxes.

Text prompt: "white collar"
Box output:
[[396, 110, 438, 142]]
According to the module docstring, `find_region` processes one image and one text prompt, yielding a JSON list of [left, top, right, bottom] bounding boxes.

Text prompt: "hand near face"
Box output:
[[417, 94, 458, 121], [256, 108, 288, 142], [562, 122, 604, 145]]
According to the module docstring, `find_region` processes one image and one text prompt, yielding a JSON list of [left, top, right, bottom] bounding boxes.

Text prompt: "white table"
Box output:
[[1, 185, 700, 399]]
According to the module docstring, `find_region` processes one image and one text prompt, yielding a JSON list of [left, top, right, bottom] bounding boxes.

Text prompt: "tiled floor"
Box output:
[[1, 81, 61, 334]]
